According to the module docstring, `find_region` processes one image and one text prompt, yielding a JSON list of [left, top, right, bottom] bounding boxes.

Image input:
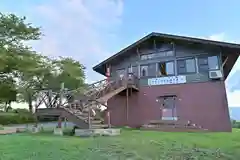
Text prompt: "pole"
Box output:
[[57, 116, 62, 128], [126, 88, 129, 125], [107, 111, 111, 128], [88, 108, 91, 129], [106, 65, 110, 126], [59, 82, 64, 108]]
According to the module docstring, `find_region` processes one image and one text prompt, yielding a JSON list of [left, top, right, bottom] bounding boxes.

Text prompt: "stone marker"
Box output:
[[75, 128, 121, 137], [54, 128, 63, 136]]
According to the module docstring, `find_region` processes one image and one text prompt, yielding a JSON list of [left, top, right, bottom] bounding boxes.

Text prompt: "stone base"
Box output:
[[31, 127, 40, 133], [75, 128, 121, 137], [16, 127, 27, 133], [54, 128, 63, 136]]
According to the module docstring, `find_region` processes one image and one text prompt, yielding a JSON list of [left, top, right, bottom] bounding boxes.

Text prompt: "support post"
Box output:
[[64, 117, 67, 128], [153, 39, 156, 49], [48, 90, 53, 108], [107, 111, 111, 128], [126, 88, 129, 125], [59, 82, 64, 108], [88, 107, 91, 129], [57, 116, 62, 128], [54, 116, 63, 136], [106, 64, 111, 127], [33, 95, 39, 128], [222, 56, 228, 68]]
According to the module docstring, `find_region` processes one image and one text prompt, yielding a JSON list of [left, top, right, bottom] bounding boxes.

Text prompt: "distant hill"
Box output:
[[229, 107, 240, 120]]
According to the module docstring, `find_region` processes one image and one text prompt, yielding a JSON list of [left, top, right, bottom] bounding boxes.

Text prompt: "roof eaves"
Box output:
[[93, 32, 240, 72], [92, 32, 155, 71]]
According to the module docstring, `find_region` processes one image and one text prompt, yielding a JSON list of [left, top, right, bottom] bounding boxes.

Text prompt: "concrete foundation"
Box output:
[[31, 126, 41, 133], [75, 128, 121, 137], [54, 128, 63, 136]]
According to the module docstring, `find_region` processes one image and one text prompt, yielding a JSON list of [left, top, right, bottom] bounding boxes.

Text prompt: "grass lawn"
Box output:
[[0, 129, 240, 160]]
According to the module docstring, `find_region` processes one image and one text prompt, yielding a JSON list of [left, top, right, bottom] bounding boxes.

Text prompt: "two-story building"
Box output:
[[93, 32, 239, 132]]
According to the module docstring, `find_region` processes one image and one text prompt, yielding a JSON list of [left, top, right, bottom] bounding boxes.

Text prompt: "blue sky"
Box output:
[[1, 0, 240, 107]]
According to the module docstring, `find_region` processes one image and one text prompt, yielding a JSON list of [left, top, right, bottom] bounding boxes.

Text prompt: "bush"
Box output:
[[231, 120, 240, 128], [0, 113, 36, 125], [13, 108, 30, 114]]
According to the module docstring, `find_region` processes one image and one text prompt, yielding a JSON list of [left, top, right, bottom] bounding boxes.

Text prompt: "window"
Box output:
[[140, 54, 148, 60], [128, 66, 133, 73], [132, 66, 138, 77], [177, 58, 196, 74], [208, 56, 219, 70], [116, 69, 126, 78], [158, 61, 175, 76], [198, 56, 219, 72], [198, 57, 208, 72], [140, 50, 174, 60], [140, 65, 148, 77]]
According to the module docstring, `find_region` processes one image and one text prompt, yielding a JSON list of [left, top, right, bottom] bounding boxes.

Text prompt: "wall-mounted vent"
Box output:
[[209, 70, 223, 79]]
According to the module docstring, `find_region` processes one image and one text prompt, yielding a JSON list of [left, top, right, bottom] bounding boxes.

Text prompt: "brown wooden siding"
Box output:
[[105, 81, 231, 132]]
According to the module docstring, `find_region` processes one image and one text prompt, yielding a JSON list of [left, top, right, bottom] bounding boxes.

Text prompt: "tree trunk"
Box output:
[[5, 101, 11, 112], [27, 92, 33, 113], [4, 102, 8, 112]]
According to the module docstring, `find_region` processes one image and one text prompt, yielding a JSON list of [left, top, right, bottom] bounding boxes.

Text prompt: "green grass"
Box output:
[[0, 129, 240, 160], [0, 112, 17, 116]]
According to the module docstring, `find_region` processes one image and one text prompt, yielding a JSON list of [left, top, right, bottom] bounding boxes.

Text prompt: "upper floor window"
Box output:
[[198, 56, 219, 72], [140, 50, 174, 60], [140, 63, 156, 77], [158, 61, 175, 76], [177, 58, 196, 74], [128, 66, 133, 73], [116, 69, 126, 78], [208, 56, 219, 70], [140, 65, 148, 77]]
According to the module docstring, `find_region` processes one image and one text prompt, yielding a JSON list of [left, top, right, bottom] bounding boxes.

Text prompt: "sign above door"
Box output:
[[148, 75, 186, 86]]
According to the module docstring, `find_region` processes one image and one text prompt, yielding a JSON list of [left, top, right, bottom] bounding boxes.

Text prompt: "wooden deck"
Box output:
[[36, 74, 139, 129]]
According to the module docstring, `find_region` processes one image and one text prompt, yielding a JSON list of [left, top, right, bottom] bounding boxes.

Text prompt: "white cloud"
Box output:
[[27, 0, 124, 82], [206, 33, 240, 107], [227, 90, 240, 107], [208, 32, 226, 41]]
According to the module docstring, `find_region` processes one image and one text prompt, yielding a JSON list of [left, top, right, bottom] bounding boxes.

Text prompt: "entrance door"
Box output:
[[158, 95, 177, 120]]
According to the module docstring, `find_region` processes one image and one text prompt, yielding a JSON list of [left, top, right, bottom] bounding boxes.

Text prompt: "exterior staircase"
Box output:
[[36, 73, 139, 129], [141, 120, 208, 132]]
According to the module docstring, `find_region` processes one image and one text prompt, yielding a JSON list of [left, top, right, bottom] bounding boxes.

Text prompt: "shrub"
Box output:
[[0, 113, 36, 125], [231, 120, 240, 128], [13, 108, 30, 114]]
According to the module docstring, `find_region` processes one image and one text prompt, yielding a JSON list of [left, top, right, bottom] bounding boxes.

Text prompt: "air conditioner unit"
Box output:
[[209, 70, 223, 79]]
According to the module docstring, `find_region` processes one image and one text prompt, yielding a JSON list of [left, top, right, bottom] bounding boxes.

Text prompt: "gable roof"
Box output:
[[93, 32, 240, 75]]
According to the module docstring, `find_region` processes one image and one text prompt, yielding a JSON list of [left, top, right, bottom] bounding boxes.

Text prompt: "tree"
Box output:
[[0, 12, 42, 111], [50, 57, 86, 90], [0, 13, 86, 112], [17, 54, 53, 112]]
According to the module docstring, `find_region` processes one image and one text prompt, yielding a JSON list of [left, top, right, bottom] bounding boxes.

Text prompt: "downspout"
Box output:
[[106, 64, 111, 127], [172, 41, 177, 76], [137, 47, 140, 78]]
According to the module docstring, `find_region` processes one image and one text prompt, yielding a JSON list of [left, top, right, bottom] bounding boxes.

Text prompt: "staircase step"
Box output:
[[91, 124, 109, 129], [148, 120, 188, 126], [91, 120, 103, 124], [74, 112, 88, 116]]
